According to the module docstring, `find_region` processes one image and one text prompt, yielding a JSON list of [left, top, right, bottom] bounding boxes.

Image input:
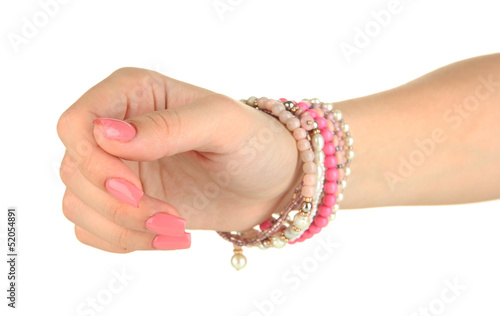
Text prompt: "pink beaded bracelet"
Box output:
[[217, 97, 354, 270]]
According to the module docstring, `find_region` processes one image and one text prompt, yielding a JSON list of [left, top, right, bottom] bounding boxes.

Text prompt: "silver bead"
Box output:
[[293, 213, 311, 229], [301, 201, 312, 212], [270, 233, 287, 249], [333, 110, 342, 121], [345, 167, 351, 176], [346, 137, 354, 146], [246, 96, 257, 106], [346, 150, 355, 160], [283, 101, 295, 110], [312, 133, 325, 151], [310, 98, 321, 105], [231, 253, 247, 270]]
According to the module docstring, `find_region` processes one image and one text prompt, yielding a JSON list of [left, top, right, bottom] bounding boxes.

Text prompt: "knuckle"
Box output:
[[62, 190, 77, 222], [59, 155, 75, 185], [117, 227, 132, 251], [144, 110, 181, 149], [56, 110, 71, 140]]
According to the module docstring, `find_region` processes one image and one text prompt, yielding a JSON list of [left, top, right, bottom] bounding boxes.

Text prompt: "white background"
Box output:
[[1, 0, 500, 315]]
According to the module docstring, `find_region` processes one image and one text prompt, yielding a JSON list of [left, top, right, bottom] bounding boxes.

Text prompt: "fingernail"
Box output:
[[93, 118, 136, 141], [105, 178, 143, 208], [152, 233, 191, 250], [146, 213, 186, 236]]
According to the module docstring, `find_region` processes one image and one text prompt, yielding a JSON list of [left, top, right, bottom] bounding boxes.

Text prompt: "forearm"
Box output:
[[337, 53, 500, 209]]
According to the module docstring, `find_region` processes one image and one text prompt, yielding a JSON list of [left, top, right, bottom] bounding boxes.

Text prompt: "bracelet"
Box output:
[[217, 97, 354, 270]]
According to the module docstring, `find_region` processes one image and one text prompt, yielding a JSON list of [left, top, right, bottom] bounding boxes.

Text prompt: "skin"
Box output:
[[57, 53, 500, 253]]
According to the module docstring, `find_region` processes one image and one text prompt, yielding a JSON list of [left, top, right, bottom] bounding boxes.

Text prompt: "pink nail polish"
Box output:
[[105, 178, 143, 208], [146, 213, 186, 236], [93, 118, 136, 141], [152, 233, 191, 250]]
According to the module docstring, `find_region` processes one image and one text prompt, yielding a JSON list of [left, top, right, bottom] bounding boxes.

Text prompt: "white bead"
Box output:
[[231, 253, 247, 270], [323, 103, 333, 111], [345, 167, 351, 176], [312, 133, 325, 151], [270, 234, 287, 249], [316, 164, 324, 180], [334, 204, 340, 211], [333, 110, 342, 121], [342, 180, 347, 188], [341, 122, 350, 132], [337, 193, 344, 202], [311, 98, 321, 104], [285, 226, 300, 239], [346, 150, 354, 160], [293, 213, 311, 229], [314, 151, 325, 165], [346, 137, 354, 146]]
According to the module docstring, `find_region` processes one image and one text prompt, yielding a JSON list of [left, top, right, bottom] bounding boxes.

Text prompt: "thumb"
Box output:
[[92, 94, 249, 161]]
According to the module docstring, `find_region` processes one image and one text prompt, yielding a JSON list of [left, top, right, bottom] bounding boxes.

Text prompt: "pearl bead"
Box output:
[[333, 110, 342, 121], [316, 164, 324, 179], [270, 234, 287, 248], [334, 204, 340, 211], [314, 151, 325, 164], [285, 226, 300, 239], [310, 98, 321, 104], [346, 136, 354, 146], [342, 180, 347, 188], [337, 193, 344, 202], [346, 150, 355, 160], [341, 122, 350, 132], [293, 212, 311, 229], [323, 103, 333, 111], [345, 167, 351, 176], [231, 253, 247, 270], [312, 134, 325, 151]]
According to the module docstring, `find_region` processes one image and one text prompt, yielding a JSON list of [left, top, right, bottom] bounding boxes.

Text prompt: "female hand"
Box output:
[[57, 68, 301, 253]]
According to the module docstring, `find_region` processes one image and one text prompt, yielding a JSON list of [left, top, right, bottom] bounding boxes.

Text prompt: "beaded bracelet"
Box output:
[[217, 97, 354, 270]]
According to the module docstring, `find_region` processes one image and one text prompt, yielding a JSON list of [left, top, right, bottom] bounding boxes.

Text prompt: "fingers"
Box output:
[[92, 94, 256, 161], [60, 151, 186, 235]]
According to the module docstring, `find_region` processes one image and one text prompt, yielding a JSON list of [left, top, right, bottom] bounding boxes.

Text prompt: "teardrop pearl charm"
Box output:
[[231, 246, 247, 271]]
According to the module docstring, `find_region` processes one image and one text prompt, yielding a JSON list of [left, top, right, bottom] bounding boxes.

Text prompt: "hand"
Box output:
[[57, 68, 301, 253]]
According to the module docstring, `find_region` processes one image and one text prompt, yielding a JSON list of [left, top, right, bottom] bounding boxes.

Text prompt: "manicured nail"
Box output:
[[152, 233, 191, 250], [93, 118, 136, 141], [146, 213, 186, 236], [105, 178, 143, 208]]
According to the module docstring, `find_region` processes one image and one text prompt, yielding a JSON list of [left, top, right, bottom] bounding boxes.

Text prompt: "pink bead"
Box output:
[[324, 181, 338, 194], [335, 151, 344, 165], [297, 102, 309, 110], [332, 135, 340, 147], [318, 205, 332, 217], [313, 108, 324, 118], [279, 110, 293, 124], [303, 173, 317, 186], [259, 220, 272, 231], [300, 150, 315, 162], [288, 240, 296, 245], [264, 99, 276, 111], [308, 223, 321, 234], [325, 168, 339, 181], [314, 216, 329, 228], [297, 139, 311, 151], [324, 156, 337, 168], [316, 116, 327, 129], [296, 236, 305, 243], [322, 194, 336, 206], [302, 231, 313, 239], [338, 168, 345, 180], [300, 116, 314, 131], [339, 140, 345, 147], [323, 143, 335, 155], [301, 185, 315, 198], [272, 103, 285, 116], [295, 108, 304, 116], [306, 109, 318, 118], [279, 98, 287, 102], [326, 120, 334, 131], [337, 131, 344, 138], [326, 113, 334, 121], [286, 117, 300, 131], [320, 129, 333, 142], [257, 97, 268, 108], [303, 162, 316, 174], [293, 128, 307, 140]]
